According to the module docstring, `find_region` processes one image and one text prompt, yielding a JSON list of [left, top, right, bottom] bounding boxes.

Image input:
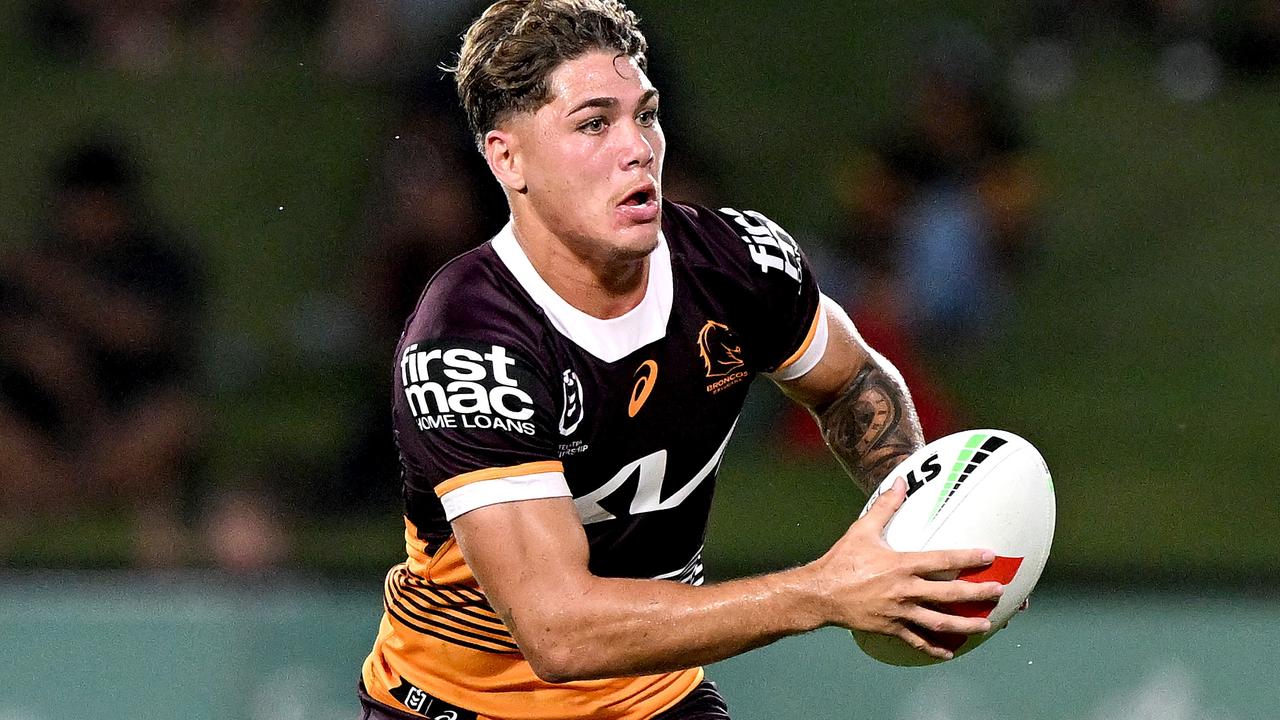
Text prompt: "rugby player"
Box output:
[[358, 2, 1004, 718]]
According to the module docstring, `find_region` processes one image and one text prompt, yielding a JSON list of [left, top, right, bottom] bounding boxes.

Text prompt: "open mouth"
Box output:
[[615, 183, 660, 224], [621, 188, 654, 206]]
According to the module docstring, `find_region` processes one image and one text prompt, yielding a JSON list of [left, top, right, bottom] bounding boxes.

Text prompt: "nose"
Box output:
[[620, 120, 655, 171]]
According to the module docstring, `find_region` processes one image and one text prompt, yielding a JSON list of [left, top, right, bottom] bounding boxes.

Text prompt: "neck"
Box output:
[[510, 213, 651, 320]]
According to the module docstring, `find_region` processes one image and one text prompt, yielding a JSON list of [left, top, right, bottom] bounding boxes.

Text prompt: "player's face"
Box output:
[[515, 50, 665, 264]]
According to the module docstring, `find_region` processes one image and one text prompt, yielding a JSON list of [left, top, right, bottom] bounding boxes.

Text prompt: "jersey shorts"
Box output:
[[361, 201, 827, 720]]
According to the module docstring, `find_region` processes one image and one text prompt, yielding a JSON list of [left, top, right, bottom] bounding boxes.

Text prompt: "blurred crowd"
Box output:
[[26, 0, 483, 76], [4, 0, 1280, 571], [1012, 0, 1280, 102], [0, 137, 205, 565]]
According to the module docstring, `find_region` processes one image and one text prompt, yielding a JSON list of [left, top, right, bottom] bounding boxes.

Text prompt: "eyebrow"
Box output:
[[566, 89, 660, 117]]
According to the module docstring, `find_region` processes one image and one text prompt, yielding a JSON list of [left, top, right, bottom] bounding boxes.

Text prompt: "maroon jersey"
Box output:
[[363, 202, 827, 720]]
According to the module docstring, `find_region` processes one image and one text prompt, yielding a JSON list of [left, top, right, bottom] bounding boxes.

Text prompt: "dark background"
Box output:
[[0, 0, 1276, 588]]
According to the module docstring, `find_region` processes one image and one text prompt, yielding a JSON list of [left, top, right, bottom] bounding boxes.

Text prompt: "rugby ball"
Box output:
[[853, 429, 1055, 666]]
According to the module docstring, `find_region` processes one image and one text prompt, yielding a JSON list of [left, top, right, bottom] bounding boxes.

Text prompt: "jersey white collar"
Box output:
[[491, 220, 673, 363]]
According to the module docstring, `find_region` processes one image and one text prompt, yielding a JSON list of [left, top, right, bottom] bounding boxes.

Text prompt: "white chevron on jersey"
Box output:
[[653, 546, 706, 586], [574, 420, 738, 525]]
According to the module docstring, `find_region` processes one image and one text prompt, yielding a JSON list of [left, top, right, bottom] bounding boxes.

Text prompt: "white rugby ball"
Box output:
[[853, 429, 1055, 666]]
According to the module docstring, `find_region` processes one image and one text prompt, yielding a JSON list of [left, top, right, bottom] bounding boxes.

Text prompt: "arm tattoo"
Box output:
[[815, 361, 924, 495]]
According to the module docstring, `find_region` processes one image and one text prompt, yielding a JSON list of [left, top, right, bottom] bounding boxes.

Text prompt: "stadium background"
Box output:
[[0, 0, 1276, 717]]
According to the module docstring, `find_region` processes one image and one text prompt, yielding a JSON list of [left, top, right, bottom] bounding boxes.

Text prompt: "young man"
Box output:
[[358, 2, 1003, 718]]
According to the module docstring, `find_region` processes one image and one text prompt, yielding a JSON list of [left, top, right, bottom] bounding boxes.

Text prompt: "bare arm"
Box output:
[[453, 497, 827, 682], [453, 488, 999, 682], [774, 297, 923, 494]]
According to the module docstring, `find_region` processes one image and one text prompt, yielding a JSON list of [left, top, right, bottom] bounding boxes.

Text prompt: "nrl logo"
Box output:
[[698, 320, 749, 394], [559, 368, 584, 435]]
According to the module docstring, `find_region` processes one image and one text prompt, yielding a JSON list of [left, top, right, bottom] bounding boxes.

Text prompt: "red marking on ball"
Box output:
[[919, 556, 1024, 651]]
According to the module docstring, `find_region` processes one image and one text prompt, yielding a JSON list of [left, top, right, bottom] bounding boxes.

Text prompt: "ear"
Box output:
[[484, 129, 527, 193]]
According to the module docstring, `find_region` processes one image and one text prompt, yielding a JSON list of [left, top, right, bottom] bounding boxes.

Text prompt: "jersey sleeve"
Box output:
[[711, 207, 827, 379], [392, 272, 570, 522]]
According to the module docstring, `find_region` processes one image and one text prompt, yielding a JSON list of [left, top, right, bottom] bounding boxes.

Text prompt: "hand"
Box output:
[[808, 477, 1005, 660]]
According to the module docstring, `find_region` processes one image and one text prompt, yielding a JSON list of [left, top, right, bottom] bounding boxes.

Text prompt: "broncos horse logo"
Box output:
[[697, 320, 745, 378]]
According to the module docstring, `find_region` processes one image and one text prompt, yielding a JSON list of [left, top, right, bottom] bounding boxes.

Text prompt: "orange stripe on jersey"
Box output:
[[398, 569, 498, 622], [434, 460, 565, 498], [363, 610, 704, 720], [406, 530, 481, 588], [385, 590, 519, 653], [387, 567, 517, 650], [775, 302, 823, 372], [364, 519, 706, 719], [402, 516, 436, 571]]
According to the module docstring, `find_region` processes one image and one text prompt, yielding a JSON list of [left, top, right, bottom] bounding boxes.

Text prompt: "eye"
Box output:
[[637, 108, 659, 127], [579, 117, 606, 134]]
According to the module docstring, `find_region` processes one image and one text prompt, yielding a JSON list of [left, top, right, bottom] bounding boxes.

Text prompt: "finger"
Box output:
[[909, 547, 996, 574], [912, 578, 1005, 604], [860, 476, 907, 530], [904, 606, 993, 636], [895, 624, 955, 661]]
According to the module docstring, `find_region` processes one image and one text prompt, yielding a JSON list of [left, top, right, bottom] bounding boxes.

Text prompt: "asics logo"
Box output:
[[629, 360, 658, 417]]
